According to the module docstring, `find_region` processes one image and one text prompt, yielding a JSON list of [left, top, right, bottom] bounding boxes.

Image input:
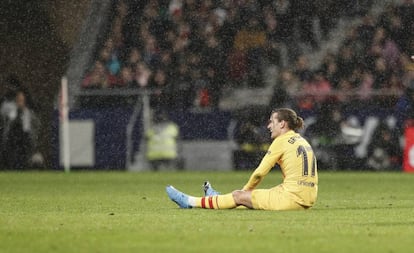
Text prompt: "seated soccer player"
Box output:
[[166, 108, 318, 211]]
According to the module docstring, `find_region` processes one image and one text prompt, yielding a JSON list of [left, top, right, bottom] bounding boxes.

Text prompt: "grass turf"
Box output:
[[0, 171, 413, 253]]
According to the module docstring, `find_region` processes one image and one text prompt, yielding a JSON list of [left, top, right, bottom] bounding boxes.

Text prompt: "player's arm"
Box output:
[[242, 159, 273, 191], [242, 139, 282, 191]]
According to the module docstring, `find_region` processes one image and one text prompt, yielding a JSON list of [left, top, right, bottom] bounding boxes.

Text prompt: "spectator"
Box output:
[[171, 20, 191, 55], [134, 62, 152, 88], [395, 79, 414, 135], [0, 86, 17, 168], [314, 0, 337, 40], [125, 47, 142, 69], [397, 0, 414, 54], [280, 69, 302, 100], [294, 54, 313, 82], [368, 27, 400, 72], [263, 6, 282, 66], [305, 101, 343, 169], [121, 0, 148, 53], [305, 101, 363, 170], [145, 111, 180, 171], [1, 84, 18, 124], [356, 14, 376, 50], [118, 65, 137, 88], [366, 121, 401, 171], [381, 72, 404, 107], [290, 0, 318, 49], [1, 91, 41, 169], [81, 60, 118, 89], [217, 5, 238, 49], [357, 68, 375, 102], [142, 35, 161, 69], [99, 38, 122, 76], [336, 78, 355, 104], [148, 1, 171, 51], [110, 0, 127, 55], [200, 33, 225, 108], [233, 14, 266, 87], [269, 68, 300, 109], [378, 4, 405, 56], [298, 70, 332, 111], [170, 61, 193, 110], [320, 52, 341, 88], [148, 68, 171, 110], [232, 106, 270, 170], [158, 50, 174, 74], [190, 67, 210, 108], [336, 45, 357, 80], [371, 57, 390, 90], [272, 0, 298, 63]]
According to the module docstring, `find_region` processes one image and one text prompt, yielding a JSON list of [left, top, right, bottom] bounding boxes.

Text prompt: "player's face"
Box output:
[[267, 112, 284, 139]]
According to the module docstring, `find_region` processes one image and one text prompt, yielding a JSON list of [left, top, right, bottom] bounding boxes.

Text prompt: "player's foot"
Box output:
[[166, 185, 192, 208], [203, 181, 220, 196]]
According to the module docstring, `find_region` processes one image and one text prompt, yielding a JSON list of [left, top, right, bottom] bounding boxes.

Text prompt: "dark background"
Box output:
[[0, 0, 91, 167]]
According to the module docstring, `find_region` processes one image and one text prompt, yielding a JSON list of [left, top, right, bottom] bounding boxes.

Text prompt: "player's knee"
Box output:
[[232, 190, 246, 204], [232, 190, 251, 205], [232, 190, 253, 208]]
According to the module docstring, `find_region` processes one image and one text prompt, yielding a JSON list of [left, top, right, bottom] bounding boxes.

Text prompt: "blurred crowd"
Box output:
[[78, 0, 414, 171], [1, 0, 413, 170], [81, 0, 399, 111]]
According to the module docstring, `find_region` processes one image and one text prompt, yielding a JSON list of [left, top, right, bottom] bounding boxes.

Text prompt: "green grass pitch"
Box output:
[[0, 171, 413, 253]]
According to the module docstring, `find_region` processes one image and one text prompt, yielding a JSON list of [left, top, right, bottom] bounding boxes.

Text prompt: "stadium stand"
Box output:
[[56, 0, 413, 170]]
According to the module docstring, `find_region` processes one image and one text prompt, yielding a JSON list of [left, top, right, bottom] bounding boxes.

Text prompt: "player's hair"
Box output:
[[271, 108, 304, 131]]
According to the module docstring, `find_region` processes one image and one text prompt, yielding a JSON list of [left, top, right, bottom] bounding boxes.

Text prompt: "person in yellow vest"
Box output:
[[145, 111, 180, 171], [166, 108, 318, 210]]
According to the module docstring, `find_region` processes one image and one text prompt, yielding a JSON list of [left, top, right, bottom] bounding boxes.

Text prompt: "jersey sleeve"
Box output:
[[242, 138, 283, 190]]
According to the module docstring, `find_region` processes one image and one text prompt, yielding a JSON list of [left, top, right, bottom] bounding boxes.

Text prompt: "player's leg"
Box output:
[[203, 181, 220, 196], [203, 184, 253, 209], [232, 190, 254, 208], [251, 185, 306, 210], [166, 185, 236, 209]]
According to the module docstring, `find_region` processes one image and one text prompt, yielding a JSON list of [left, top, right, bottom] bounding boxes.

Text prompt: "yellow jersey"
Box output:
[[243, 130, 318, 206]]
